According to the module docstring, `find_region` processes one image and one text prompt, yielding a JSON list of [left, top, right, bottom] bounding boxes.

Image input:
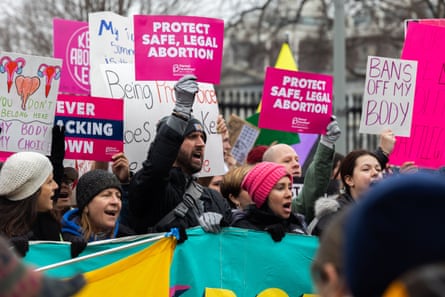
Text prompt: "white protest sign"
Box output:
[[95, 64, 224, 176], [88, 12, 134, 96], [359, 56, 417, 136], [0, 52, 62, 155]]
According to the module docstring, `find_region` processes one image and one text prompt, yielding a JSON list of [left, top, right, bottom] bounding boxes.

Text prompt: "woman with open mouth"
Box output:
[[61, 169, 134, 253], [231, 162, 308, 242]]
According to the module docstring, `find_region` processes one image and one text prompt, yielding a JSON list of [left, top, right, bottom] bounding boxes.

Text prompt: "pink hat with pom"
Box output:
[[241, 162, 291, 208]]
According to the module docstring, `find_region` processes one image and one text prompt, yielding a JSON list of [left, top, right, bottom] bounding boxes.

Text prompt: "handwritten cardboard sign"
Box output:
[[53, 18, 90, 95], [359, 56, 417, 136], [390, 22, 445, 168], [93, 64, 224, 176], [133, 15, 224, 84], [227, 114, 260, 164], [258, 67, 332, 134], [0, 52, 61, 156], [55, 94, 123, 161], [88, 12, 134, 96]]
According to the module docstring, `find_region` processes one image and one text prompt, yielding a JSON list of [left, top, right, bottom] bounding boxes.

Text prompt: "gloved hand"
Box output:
[[320, 115, 341, 148], [198, 212, 223, 233], [173, 75, 198, 120], [10, 235, 30, 257], [174, 226, 188, 244], [50, 125, 66, 200], [265, 223, 286, 242], [70, 238, 87, 258], [50, 125, 66, 161]]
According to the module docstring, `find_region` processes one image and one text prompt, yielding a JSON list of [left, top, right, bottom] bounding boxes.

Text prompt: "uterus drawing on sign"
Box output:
[[15, 75, 40, 110], [0, 56, 26, 93], [37, 63, 61, 98]]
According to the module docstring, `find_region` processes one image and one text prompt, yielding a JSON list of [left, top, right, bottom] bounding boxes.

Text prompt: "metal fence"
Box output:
[[215, 85, 379, 153]]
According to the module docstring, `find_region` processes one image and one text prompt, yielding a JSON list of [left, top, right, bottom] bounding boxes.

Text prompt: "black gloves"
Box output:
[[265, 224, 286, 242], [176, 227, 188, 244], [50, 125, 66, 163], [50, 125, 66, 200], [10, 234, 30, 257], [173, 75, 198, 120], [70, 238, 87, 258]]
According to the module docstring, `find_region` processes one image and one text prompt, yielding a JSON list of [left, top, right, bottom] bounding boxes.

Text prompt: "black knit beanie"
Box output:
[[184, 117, 207, 143], [76, 169, 122, 212]]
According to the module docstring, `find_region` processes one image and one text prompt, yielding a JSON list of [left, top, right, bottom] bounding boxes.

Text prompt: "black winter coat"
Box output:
[[128, 116, 232, 234]]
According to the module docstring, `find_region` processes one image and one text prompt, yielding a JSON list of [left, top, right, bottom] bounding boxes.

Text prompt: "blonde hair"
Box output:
[[80, 211, 113, 241], [220, 165, 252, 208]]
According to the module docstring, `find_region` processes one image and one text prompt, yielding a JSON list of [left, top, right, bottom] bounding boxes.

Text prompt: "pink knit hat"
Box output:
[[241, 162, 291, 208]]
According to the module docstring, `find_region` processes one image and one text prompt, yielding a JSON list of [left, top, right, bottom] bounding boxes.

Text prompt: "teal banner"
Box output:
[[25, 227, 319, 296]]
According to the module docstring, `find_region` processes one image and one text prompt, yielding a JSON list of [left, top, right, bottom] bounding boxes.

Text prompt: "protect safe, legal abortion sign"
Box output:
[[259, 67, 332, 134], [359, 56, 417, 136], [133, 15, 224, 84]]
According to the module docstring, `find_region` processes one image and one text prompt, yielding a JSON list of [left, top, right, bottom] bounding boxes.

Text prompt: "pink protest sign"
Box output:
[[258, 67, 332, 134], [55, 94, 123, 161], [134, 15, 224, 84], [53, 18, 90, 95], [390, 22, 445, 169]]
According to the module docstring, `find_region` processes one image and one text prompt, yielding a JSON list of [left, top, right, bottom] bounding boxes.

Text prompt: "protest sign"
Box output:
[[55, 94, 123, 161], [227, 114, 260, 164], [404, 18, 445, 38], [88, 12, 134, 96], [259, 67, 332, 134], [391, 22, 445, 168], [0, 52, 61, 156], [95, 64, 224, 176], [359, 56, 417, 136], [133, 15, 224, 84], [53, 18, 90, 95]]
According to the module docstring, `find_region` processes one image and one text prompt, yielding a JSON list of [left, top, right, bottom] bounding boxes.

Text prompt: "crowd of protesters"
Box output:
[[2, 74, 445, 297]]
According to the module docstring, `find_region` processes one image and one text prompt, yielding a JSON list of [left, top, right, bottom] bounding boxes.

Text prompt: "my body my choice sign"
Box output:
[[259, 67, 332, 134]]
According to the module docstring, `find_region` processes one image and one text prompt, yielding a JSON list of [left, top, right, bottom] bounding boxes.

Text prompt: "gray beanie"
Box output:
[[76, 169, 122, 212], [0, 152, 53, 201]]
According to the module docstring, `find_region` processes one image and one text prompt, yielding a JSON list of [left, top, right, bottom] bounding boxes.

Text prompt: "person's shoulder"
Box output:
[[202, 186, 222, 197]]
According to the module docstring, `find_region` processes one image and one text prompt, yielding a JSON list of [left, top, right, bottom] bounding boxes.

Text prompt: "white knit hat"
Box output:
[[0, 152, 53, 201]]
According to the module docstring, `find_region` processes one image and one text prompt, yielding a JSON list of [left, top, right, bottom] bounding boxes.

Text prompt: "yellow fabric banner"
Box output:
[[74, 237, 175, 297]]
